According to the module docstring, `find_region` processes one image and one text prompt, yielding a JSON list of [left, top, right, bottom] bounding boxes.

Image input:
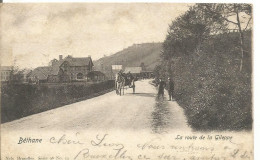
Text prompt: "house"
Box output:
[[28, 66, 52, 83], [58, 55, 94, 82], [1, 66, 13, 82], [28, 55, 94, 83], [13, 69, 32, 83]]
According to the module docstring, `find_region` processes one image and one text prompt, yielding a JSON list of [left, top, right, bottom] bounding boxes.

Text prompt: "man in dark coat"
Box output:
[[127, 71, 135, 93], [167, 78, 175, 101], [158, 78, 166, 99], [126, 71, 134, 86]]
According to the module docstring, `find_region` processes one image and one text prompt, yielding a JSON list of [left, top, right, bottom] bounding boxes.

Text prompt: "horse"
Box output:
[[115, 73, 135, 96], [115, 73, 126, 96]]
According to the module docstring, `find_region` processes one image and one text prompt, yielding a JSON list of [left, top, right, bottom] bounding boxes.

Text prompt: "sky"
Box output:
[[0, 3, 191, 69]]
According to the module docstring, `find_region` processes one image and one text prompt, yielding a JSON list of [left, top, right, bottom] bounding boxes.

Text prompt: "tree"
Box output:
[[196, 3, 252, 71], [163, 5, 221, 60]]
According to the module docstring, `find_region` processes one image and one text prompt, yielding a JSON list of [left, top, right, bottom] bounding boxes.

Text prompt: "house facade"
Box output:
[[28, 66, 52, 83], [1, 66, 13, 82], [29, 55, 95, 83], [58, 56, 94, 82]]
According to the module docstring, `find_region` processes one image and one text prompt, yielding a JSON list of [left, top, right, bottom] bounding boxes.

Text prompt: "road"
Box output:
[[2, 79, 191, 133]]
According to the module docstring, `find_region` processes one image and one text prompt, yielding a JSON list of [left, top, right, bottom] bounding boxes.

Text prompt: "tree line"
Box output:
[[158, 3, 252, 75], [154, 3, 252, 130]]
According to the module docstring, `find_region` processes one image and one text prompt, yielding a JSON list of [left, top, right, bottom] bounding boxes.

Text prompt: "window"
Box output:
[[77, 73, 83, 79]]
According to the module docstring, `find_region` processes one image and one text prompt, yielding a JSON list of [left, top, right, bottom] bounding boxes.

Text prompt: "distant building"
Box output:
[[28, 66, 52, 83], [112, 65, 123, 70], [124, 65, 153, 79], [28, 55, 95, 83], [13, 69, 32, 83], [111, 64, 123, 79], [1, 66, 13, 82]]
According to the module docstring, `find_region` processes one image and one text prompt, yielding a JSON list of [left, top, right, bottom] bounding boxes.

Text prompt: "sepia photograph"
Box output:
[[1, 2, 254, 160]]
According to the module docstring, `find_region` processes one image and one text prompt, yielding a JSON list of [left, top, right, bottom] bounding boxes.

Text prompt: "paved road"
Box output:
[[2, 79, 191, 133]]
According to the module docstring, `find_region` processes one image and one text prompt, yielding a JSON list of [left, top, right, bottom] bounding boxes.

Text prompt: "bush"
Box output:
[[1, 80, 115, 123], [171, 32, 252, 131], [157, 31, 252, 131]]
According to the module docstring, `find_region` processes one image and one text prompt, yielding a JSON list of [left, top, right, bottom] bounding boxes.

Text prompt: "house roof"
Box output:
[[29, 66, 52, 80], [124, 67, 142, 74], [48, 56, 93, 75], [29, 56, 94, 79], [49, 60, 64, 75]]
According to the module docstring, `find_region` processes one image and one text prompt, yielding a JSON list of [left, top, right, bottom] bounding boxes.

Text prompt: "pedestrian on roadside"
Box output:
[[167, 77, 174, 101], [158, 78, 166, 99]]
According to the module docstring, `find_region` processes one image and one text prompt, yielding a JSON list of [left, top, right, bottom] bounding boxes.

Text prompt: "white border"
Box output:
[[1, 0, 259, 159], [1, 0, 256, 3], [253, 1, 260, 160]]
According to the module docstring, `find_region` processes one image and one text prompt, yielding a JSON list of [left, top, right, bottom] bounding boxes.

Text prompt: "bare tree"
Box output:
[[197, 3, 252, 71]]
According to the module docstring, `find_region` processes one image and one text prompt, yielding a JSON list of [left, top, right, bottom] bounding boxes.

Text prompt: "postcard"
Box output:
[[1, 3, 253, 160]]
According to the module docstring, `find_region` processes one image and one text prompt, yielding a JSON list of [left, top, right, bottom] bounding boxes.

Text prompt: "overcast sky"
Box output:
[[0, 3, 191, 69]]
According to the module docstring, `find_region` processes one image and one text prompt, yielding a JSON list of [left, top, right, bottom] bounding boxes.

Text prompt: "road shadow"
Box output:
[[150, 96, 172, 134], [125, 93, 156, 98]]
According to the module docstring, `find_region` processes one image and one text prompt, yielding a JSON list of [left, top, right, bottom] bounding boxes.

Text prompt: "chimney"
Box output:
[[59, 55, 63, 61]]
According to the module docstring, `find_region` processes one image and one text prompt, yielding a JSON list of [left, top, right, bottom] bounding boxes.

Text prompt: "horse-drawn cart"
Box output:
[[115, 71, 135, 96]]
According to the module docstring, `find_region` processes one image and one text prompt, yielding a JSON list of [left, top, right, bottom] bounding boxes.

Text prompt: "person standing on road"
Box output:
[[127, 71, 134, 86], [167, 77, 175, 101], [158, 78, 166, 99], [127, 71, 135, 94]]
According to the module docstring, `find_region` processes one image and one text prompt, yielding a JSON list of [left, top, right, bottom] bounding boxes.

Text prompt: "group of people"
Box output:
[[157, 77, 175, 101], [116, 70, 175, 100]]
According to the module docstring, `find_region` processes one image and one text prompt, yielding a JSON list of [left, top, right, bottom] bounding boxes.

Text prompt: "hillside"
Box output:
[[93, 43, 162, 72]]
